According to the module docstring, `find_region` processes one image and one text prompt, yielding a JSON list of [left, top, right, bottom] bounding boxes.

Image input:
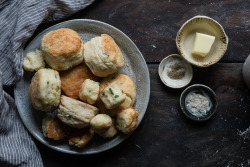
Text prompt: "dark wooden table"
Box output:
[[8, 0, 250, 166]]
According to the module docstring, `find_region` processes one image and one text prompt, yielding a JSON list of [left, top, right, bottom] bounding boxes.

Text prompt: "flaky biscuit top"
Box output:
[[41, 28, 82, 57]]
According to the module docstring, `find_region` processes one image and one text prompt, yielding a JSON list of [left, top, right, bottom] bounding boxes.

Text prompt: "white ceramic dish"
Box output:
[[158, 54, 193, 89], [14, 19, 150, 154], [176, 15, 228, 67]]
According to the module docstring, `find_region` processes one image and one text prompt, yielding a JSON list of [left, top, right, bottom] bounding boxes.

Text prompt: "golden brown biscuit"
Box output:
[[41, 28, 84, 70], [42, 116, 71, 140], [29, 68, 61, 112], [97, 74, 136, 116], [100, 81, 126, 109], [83, 34, 124, 77], [96, 96, 132, 117], [116, 107, 138, 134], [68, 128, 94, 148], [100, 74, 136, 104], [60, 63, 98, 99]]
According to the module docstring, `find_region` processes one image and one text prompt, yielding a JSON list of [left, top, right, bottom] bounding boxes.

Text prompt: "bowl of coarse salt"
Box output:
[[180, 84, 218, 121]]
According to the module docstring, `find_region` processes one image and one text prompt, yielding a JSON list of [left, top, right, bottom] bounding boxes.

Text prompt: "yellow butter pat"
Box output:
[[192, 32, 215, 57]]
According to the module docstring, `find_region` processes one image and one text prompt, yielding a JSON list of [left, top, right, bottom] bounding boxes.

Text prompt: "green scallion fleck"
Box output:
[[56, 86, 60, 91], [89, 89, 92, 92], [114, 95, 119, 98], [51, 104, 57, 110], [47, 81, 49, 85], [135, 144, 141, 149], [109, 88, 114, 95], [104, 53, 109, 57]]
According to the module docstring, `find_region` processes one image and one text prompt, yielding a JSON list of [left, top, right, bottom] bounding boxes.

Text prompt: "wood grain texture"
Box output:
[[28, 0, 250, 63]]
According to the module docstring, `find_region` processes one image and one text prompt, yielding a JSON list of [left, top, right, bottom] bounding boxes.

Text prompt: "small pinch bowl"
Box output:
[[176, 15, 228, 67], [242, 54, 250, 89], [180, 84, 218, 121], [158, 54, 193, 89]]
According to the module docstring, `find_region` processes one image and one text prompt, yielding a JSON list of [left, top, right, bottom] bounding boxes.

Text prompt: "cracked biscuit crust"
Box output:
[[41, 28, 84, 70]]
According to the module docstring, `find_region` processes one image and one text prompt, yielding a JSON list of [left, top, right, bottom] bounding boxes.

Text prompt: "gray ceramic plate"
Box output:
[[14, 19, 150, 154]]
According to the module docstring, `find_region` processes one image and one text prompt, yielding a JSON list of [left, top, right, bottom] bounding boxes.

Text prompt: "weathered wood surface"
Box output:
[[16, 0, 250, 166], [30, 0, 250, 63]]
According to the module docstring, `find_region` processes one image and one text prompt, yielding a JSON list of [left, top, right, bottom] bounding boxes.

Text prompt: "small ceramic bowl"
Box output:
[[176, 15, 228, 67], [158, 54, 193, 89], [180, 84, 218, 121], [243, 54, 250, 89]]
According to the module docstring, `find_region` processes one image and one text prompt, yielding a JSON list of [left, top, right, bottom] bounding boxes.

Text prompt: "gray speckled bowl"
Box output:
[[14, 19, 150, 154], [243, 54, 250, 89]]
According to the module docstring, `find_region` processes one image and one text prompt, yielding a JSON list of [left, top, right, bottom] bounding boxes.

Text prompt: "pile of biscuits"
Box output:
[[23, 28, 139, 148]]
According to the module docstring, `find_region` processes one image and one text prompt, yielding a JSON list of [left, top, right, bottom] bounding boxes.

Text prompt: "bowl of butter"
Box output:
[[176, 15, 228, 67]]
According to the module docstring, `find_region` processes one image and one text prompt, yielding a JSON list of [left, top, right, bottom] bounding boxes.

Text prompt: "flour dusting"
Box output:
[[238, 126, 250, 139]]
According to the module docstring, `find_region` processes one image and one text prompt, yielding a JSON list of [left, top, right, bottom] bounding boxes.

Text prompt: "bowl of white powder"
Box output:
[[180, 84, 217, 121]]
